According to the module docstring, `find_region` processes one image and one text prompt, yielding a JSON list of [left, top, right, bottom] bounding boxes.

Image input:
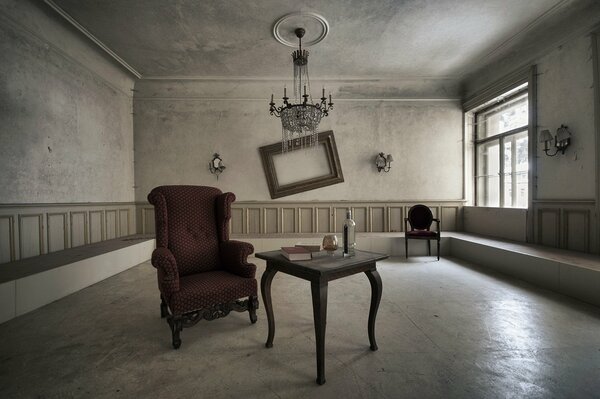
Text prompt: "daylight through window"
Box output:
[[474, 84, 529, 208]]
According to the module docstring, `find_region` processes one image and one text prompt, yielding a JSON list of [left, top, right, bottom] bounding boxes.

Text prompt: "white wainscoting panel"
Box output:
[[136, 200, 464, 238], [533, 200, 596, 254], [18, 214, 43, 259], [0, 216, 15, 263], [70, 211, 88, 248], [47, 213, 68, 253], [0, 203, 137, 264]]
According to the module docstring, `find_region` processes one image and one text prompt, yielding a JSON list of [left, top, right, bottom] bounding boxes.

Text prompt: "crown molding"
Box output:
[[43, 0, 142, 79], [133, 96, 461, 102], [139, 75, 460, 81]]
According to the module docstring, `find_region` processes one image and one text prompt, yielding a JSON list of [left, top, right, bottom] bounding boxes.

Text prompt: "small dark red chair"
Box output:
[[404, 204, 440, 260], [148, 185, 258, 349]]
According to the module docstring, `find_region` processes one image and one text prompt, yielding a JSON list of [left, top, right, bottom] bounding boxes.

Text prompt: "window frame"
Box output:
[[474, 87, 529, 208]]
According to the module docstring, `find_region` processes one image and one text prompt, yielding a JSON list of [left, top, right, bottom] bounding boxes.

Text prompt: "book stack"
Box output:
[[281, 246, 312, 261]]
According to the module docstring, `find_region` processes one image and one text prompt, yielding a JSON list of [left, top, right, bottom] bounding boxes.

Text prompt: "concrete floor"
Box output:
[[1, 257, 600, 398]]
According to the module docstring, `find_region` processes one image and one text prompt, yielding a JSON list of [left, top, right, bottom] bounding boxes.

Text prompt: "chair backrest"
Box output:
[[148, 185, 229, 276], [408, 204, 433, 230]]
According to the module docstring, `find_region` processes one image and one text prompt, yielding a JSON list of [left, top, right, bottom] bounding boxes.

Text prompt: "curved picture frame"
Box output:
[[259, 130, 344, 199]]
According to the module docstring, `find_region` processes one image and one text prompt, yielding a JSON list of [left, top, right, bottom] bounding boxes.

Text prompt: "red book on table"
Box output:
[[280, 246, 312, 261]]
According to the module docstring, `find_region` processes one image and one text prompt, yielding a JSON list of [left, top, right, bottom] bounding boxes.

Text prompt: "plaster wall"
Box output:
[[0, 0, 135, 203], [535, 35, 595, 199], [133, 80, 464, 202]]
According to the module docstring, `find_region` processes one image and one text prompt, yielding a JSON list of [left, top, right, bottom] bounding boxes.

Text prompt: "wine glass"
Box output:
[[322, 235, 338, 256]]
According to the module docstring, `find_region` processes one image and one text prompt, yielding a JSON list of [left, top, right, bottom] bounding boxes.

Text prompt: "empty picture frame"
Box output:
[[259, 130, 344, 199]]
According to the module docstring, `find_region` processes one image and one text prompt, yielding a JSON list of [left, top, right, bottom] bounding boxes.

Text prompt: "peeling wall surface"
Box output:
[[0, 0, 135, 203], [535, 35, 595, 199], [133, 80, 464, 202]]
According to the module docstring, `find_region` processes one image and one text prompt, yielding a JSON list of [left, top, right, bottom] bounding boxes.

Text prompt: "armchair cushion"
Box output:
[[220, 240, 256, 278], [169, 271, 258, 316]]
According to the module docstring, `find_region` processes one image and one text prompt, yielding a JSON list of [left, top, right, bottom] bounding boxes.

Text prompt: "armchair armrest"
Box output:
[[220, 240, 256, 278], [151, 247, 180, 295]]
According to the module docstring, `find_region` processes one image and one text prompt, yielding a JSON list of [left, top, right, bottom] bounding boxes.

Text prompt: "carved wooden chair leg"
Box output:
[[248, 295, 259, 324], [160, 296, 168, 318], [167, 315, 183, 349]]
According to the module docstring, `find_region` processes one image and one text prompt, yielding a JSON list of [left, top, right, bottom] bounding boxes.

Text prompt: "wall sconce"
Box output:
[[375, 152, 393, 173], [209, 153, 226, 179], [539, 125, 572, 157]]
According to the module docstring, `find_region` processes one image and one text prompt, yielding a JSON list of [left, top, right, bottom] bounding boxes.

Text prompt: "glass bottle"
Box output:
[[343, 208, 356, 257]]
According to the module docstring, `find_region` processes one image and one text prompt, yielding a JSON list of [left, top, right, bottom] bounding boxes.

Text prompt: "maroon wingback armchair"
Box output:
[[404, 204, 441, 260], [148, 185, 258, 349]]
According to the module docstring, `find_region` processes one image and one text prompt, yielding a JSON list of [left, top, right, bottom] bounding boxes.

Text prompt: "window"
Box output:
[[474, 84, 529, 208]]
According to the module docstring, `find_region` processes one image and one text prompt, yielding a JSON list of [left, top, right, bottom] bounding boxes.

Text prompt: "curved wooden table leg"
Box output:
[[261, 264, 278, 348], [365, 268, 382, 351], [311, 280, 328, 385]]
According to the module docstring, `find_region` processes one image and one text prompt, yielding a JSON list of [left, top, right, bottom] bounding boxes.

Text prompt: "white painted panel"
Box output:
[[464, 206, 526, 241], [539, 209, 560, 247], [0, 216, 14, 263], [565, 210, 588, 252], [389, 207, 403, 232], [265, 208, 278, 234], [559, 263, 600, 306], [89, 211, 104, 243], [19, 214, 42, 259], [119, 209, 130, 237], [334, 207, 347, 233], [371, 207, 385, 232], [299, 208, 313, 233], [105, 210, 118, 240], [353, 207, 367, 233], [316, 207, 330, 233], [70, 212, 87, 248], [47, 213, 67, 253], [441, 206, 458, 231], [15, 240, 155, 316], [231, 208, 243, 234], [143, 208, 155, 235], [247, 208, 261, 234], [282, 208, 295, 234], [0, 281, 15, 324]]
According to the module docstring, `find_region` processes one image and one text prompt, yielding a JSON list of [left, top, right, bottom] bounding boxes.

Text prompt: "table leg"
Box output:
[[261, 264, 277, 348], [365, 268, 382, 351], [311, 280, 328, 385]]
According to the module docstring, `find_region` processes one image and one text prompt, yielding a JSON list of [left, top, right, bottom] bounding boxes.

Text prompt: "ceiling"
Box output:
[[48, 0, 600, 80]]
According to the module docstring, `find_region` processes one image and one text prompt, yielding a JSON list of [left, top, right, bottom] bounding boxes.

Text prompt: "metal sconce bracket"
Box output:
[[375, 152, 393, 173], [539, 125, 572, 157], [209, 153, 226, 179]]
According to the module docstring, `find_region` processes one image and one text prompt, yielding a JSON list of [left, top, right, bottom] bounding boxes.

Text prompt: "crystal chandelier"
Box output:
[[269, 28, 333, 152]]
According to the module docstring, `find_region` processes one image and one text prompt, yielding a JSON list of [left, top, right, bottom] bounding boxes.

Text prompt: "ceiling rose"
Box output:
[[273, 12, 329, 48]]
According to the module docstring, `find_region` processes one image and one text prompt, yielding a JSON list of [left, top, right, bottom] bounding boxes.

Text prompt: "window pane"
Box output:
[[477, 140, 500, 207], [504, 140, 512, 207], [515, 132, 528, 208], [476, 93, 528, 140]]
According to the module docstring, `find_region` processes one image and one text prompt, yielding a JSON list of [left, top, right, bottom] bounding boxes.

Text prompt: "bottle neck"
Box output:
[[346, 210, 352, 219]]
